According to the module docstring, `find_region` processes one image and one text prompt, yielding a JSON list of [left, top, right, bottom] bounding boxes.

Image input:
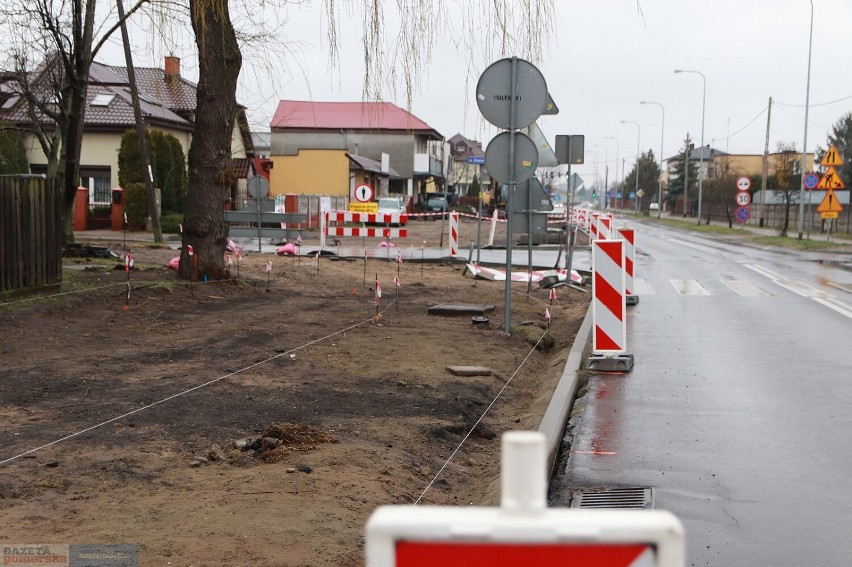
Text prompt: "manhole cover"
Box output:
[[571, 487, 654, 509]]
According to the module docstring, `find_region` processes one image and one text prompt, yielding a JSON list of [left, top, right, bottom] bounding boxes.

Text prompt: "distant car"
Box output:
[[372, 197, 406, 226], [425, 196, 448, 220]]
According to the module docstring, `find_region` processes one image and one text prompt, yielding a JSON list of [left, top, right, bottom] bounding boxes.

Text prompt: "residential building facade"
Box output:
[[268, 100, 445, 203]]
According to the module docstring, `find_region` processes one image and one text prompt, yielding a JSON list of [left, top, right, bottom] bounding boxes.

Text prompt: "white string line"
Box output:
[[413, 329, 548, 506], [0, 282, 128, 307], [0, 303, 395, 468]]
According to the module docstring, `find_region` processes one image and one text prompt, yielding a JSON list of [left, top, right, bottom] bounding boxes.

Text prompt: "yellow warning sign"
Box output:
[[821, 212, 839, 219], [349, 202, 378, 213], [821, 145, 844, 167], [816, 189, 843, 213], [816, 167, 846, 190]]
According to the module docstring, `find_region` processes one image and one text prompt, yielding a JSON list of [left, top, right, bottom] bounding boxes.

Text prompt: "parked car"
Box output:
[[369, 197, 406, 226], [425, 196, 448, 220]]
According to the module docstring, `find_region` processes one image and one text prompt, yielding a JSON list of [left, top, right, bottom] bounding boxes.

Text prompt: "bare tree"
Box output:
[[771, 141, 799, 237], [0, 0, 156, 243]]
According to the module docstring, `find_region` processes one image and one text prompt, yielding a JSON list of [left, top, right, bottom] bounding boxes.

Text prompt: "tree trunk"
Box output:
[[180, 0, 242, 281]]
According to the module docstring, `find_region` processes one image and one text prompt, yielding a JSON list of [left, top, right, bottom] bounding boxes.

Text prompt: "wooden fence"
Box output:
[[0, 175, 63, 293]]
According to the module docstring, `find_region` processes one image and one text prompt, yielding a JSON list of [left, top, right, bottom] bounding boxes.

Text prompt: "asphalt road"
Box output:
[[551, 221, 852, 565]]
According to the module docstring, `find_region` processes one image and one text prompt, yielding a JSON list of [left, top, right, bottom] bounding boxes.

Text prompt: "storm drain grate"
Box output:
[[571, 487, 654, 509]]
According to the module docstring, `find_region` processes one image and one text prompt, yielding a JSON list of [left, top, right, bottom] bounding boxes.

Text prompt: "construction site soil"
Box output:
[[0, 219, 589, 566]]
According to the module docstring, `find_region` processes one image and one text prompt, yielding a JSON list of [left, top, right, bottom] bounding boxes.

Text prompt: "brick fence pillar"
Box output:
[[73, 186, 89, 231]]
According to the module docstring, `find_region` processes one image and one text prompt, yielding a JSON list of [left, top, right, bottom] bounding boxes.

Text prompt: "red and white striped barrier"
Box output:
[[323, 211, 408, 240], [616, 226, 638, 305], [597, 215, 612, 240], [327, 211, 408, 225], [588, 212, 600, 240], [326, 226, 408, 238], [449, 212, 459, 256], [587, 239, 634, 372]]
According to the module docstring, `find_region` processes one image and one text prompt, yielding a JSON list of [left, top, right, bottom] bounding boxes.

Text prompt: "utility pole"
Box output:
[[760, 97, 772, 227], [116, 0, 162, 243], [683, 136, 691, 217]]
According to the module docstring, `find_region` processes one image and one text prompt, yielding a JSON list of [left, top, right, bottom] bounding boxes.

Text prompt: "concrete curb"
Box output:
[[538, 303, 593, 476]]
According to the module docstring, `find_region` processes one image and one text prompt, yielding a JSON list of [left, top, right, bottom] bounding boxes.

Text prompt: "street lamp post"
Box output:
[[594, 144, 609, 209], [604, 136, 620, 209], [640, 101, 665, 218], [620, 120, 641, 213], [798, 0, 814, 239], [587, 150, 599, 206], [674, 69, 706, 223]]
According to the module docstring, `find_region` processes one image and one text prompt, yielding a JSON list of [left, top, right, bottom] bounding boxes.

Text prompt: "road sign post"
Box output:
[[366, 432, 684, 566], [478, 57, 548, 332]]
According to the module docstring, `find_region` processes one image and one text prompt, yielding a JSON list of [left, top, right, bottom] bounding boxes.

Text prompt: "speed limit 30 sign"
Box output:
[[735, 192, 751, 207]]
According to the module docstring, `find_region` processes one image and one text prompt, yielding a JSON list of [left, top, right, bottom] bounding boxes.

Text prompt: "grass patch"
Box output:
[[751, 235, 841, 250], [647, 216, 743, 235]]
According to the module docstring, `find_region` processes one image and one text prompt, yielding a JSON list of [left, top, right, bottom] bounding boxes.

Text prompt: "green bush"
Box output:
[[123, 182, 149, 229], [160, 211, 184, 234]]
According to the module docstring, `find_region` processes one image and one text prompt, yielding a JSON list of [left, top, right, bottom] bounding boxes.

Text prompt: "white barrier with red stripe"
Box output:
[[327, 211, 408, 225], [616, 226, 636, 300], [591, 239, 627, 355], [597, 215, 612, 240], [324, 211, 408, 239], [449, 212, 459, 256]]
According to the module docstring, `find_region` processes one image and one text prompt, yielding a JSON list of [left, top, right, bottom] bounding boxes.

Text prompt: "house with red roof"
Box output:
[[268, 100, 447, 204], [0, 55, 254, 224]]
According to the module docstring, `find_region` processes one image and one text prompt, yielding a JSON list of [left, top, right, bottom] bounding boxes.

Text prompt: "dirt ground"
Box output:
[[0, 219, 589, 567]]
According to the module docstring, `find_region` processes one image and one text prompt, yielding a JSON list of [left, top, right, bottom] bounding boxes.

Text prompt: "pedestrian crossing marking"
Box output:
[[721, 278, 771, 297], [670, 279, 710, 296]]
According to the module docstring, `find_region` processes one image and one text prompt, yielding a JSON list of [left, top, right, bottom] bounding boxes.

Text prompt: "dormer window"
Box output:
[[90, 93, 115, 107], [456, 143, 466, 152]]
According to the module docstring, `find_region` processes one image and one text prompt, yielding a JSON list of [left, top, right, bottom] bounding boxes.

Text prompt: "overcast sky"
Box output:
[[97, 0, 852, 181]]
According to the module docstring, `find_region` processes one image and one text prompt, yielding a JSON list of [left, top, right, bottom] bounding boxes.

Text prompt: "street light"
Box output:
[[798, 0, 814, 239], [586, 150, 600, 204], [674, 69, 706, 223], [640, 101, 665, 218], [603, 136, 620, 209], [594, 143, 609, 208], [620, 120, 641, 213]]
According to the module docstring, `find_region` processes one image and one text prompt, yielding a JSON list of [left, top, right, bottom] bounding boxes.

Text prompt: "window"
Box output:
[[90, 93, 116, 107], [456, 143, 466, 152]]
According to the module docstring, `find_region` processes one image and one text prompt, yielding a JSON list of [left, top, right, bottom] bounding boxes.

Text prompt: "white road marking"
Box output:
[[721, 277, 771, 297], [670, 279, 710, 296], [633, 278, 656, 295], [744, 263, 852, 321]]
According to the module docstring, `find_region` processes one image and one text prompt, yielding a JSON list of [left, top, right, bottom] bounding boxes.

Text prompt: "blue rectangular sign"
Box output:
[[467, 156, 485, 165]]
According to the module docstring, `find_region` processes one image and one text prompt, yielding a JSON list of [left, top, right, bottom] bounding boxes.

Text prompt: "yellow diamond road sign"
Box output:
[[821, 145, 844, 167], [817, 167, 846, 190], [816, 189, 843, 214]]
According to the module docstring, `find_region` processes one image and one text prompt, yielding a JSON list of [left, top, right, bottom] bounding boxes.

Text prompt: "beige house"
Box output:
[[0, 55, 253, 214], [663, 145, 815, 185]]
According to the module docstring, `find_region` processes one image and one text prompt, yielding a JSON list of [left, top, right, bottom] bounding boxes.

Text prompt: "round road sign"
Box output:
[[803, 172, 820, 190], [476, 58, 548, 130], [485, 131, 539, 184], [736, 176, 752, 191], [735, 192, 751, 206], [735, 206, 751, 222], [353, 183, 374, 203]]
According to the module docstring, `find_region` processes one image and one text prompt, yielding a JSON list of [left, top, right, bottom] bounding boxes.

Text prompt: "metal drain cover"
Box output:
[[571, 487, 654, 509]]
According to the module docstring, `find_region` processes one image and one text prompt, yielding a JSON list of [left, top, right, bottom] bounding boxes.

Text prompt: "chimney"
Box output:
[[164, 56, 180, 79]]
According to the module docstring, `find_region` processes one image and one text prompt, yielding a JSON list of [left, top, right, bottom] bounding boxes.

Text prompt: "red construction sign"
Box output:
[[395, 542, 655, 566]]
